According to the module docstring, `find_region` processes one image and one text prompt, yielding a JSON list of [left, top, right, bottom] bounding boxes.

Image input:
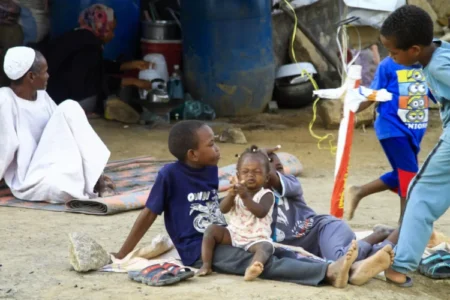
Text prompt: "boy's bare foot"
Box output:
[[244, 261, 264, 281], [326, 240, 358, 288], [349, 244, 393, 286], [347, 186, 362, 220], [197, 265, 212, 277]]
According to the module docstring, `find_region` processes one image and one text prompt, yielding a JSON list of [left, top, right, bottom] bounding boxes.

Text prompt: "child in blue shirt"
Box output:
[[375, 5, 450, 287], [347, 53, 431, 224]]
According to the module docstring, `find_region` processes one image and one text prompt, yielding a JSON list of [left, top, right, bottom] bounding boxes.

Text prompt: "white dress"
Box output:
[[227, 188, 274, 251], [0, 87, 110, 202]]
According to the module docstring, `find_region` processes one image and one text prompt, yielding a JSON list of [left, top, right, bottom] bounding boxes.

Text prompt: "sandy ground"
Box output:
[[1, 109, 449, 300]]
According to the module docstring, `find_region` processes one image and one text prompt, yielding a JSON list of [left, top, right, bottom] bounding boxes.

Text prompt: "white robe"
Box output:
[[0, 87, 110, 202]]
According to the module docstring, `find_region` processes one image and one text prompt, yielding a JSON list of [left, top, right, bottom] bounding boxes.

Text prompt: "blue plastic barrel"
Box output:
[[49, 0, 139, 60], [181, 0, 275, 116]]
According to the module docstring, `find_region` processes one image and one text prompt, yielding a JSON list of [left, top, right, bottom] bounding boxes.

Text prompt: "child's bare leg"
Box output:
[[347, 179, 389, 220], [197, 225, 231, 276], [361, 230, 390, 245], [244, 242, 273, 281]]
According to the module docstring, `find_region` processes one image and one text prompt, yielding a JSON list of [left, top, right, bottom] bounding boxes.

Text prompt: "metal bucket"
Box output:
[[141, 20, 181, 40]]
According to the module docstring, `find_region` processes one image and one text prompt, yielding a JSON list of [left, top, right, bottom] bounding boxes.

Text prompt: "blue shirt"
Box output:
[[371, 57, 430, 150], [145, 162, 227, 266], [423, 40, 450, 134]]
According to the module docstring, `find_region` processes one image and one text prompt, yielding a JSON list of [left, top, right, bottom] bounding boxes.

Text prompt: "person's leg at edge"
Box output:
[[30, 100, 111, 200], [318, 220, 383, 261], [392, 137, 419, 224], [386, 139, 450, 285], [317, 221, 394, 285], [347, 178, 391, 220], [197, 224, 232, 276], [244, 241, 274, 281]]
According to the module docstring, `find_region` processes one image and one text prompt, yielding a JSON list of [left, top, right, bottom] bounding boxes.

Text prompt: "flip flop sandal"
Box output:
[[128, 264, 180, 287], [437, 250, 450, 263], [386, 276, 413, 287], [419, 252, 450, 279], [161, 262, 195, 281]]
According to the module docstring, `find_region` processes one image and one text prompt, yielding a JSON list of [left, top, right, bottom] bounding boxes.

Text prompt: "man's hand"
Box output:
[[260, 145, 281, 159], [121, 60, 154, 71], [121, 78, 152, 90]]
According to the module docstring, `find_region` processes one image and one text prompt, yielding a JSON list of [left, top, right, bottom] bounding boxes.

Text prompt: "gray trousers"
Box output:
[[192, 245, 328, 286]]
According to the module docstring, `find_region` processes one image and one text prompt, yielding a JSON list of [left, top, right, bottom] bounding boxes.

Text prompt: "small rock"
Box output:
[[74, 285, 78, 288], [218, 128, 247, 144], [317, 99, 342, 129], [123, 125, 129, 129]]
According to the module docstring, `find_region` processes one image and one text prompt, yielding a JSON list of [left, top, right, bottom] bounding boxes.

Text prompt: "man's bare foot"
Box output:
[[196, 264, 212, 277], [349, 244, 393, 286], [244, 261, 264, 281], [326, 240, 358, 288], [94, 175, 117, 197], [373, 224, 396, 236], [347, 186, 362, 220], [385, 268, 407, 284]]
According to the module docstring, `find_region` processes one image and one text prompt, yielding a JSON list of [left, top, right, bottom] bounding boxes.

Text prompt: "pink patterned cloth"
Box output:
[[227, 188, 274, 250]]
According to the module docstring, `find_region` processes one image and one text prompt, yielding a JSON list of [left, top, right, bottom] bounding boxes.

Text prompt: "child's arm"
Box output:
[[220, 190, 236, 213], [356, 58, 388, 113], [114, 207, 157, 259], [273, 173, 303, 199], [114, 170, 168, 259], [238, 183, 274, 218]]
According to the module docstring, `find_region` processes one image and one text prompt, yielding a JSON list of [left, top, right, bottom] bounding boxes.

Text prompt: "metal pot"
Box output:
[[141, 20, 181, 40]]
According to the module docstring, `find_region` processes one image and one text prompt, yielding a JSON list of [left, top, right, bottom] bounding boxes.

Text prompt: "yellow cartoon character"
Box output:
[[408, 82, 427, 96], [407, 69, 424, 82], [407, 95, 427, 110], [406, 109, 426, 123]]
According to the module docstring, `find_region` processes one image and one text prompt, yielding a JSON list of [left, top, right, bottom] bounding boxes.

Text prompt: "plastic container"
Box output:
[[143, 53, 169, 82], [49, 0, 140, 60], [141, 20, 181, 40], [140, 39, 182, 75], [180, 0, 275, 116], [168, 67, 184, 100]]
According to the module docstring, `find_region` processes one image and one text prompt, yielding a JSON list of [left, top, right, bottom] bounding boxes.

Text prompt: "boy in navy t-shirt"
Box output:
[[347, 45, 433, 223], [113, 121, 390, 288], [114, 120, 224, 266]]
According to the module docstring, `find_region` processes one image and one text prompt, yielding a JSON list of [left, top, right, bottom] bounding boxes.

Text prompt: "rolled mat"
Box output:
[[0, 153, 303, 215]]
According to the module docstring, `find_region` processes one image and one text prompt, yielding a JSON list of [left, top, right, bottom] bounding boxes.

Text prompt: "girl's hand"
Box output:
[[235, 180, 249, 199]]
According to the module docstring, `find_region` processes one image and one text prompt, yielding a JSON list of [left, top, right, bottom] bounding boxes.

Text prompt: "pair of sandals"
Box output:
[[128, 262, 195, 287]]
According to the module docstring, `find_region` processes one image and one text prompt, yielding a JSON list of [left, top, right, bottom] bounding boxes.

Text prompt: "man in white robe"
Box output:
[[0, 46, 114, 202]]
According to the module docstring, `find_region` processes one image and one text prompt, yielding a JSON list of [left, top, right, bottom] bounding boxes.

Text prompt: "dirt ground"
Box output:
[[1, 108, 449, 300]]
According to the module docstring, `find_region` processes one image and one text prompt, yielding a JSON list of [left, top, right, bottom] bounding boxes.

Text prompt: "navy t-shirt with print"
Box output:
[[146, 161, 227, 266]]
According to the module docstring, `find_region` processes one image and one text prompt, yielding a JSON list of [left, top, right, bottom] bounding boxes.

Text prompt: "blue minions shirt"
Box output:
[[371, 57, 431, 151]]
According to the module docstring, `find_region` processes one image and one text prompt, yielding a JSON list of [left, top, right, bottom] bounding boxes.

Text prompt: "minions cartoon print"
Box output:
[[396, 69, 429, 130]]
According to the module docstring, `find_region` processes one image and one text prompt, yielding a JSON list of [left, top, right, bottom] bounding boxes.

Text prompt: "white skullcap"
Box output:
[[3, 46, 36, 80]]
